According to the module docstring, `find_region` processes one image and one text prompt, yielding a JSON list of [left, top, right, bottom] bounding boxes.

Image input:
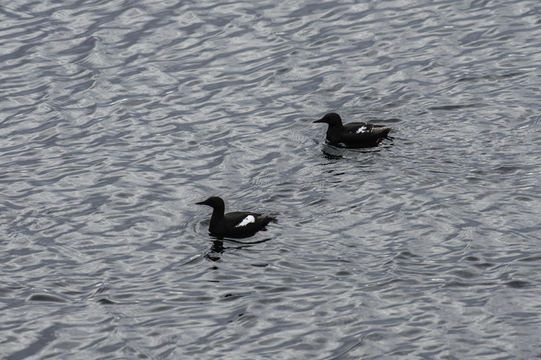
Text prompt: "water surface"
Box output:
[[1, 0, 541, 358]]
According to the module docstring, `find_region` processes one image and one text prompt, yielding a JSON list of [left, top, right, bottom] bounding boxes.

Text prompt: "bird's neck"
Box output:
[[327, 122, 342, 130], [326, 123, 342, 135], [210, 205, 225, 225]]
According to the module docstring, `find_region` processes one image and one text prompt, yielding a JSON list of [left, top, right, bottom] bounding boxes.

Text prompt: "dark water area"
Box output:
[[1, 0, 541, 358]]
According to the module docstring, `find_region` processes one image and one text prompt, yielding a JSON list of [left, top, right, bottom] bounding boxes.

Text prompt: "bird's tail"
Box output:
[[374, 127, 392, 139], [266, 215, 278, 224]]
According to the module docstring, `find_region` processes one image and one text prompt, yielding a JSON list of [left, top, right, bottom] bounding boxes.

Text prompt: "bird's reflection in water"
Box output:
[[321, 140, 393, 159], [321, 143, 345, 159], [206, 240, 224, 262], [205, 237, 273, 262]]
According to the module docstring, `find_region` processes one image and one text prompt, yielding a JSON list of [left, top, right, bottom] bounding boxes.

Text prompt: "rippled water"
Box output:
[[1, 0, 541, 358]]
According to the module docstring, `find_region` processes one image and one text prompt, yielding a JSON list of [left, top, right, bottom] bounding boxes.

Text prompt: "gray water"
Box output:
[[1, 0, 541, 359]]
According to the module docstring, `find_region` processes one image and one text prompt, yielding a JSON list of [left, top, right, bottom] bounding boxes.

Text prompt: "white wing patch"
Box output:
[[236, 215, 255, 227], [356, 126, 368, 134]]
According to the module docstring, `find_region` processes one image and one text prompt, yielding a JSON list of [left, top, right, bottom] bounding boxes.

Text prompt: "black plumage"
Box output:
[[314, 112, 392, 148], [196, 196, 276, 239]]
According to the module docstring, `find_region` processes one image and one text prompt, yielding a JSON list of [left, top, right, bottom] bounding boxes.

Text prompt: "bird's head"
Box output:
[[313, 113, 343, 126], [196, 196, 225, 209]]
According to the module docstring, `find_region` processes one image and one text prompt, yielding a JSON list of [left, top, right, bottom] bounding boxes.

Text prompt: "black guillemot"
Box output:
[[314, 112, 392, 148], [196, 196, 276, 239]]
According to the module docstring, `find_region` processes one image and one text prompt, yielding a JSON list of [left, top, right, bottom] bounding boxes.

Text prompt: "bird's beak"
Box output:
[[195, 201, 206, 205], [313, 118, 325, 123]]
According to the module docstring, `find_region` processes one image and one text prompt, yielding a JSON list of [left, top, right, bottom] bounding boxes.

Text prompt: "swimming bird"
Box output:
[[196, 196, 276, 239], [313, 112, 392, 148]]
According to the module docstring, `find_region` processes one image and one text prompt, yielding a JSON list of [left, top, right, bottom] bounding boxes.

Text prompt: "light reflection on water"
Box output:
[[1, 0, 541, 358]]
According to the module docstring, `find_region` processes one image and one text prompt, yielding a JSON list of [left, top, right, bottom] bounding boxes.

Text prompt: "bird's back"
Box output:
[[211, 211, 276, 238], [327, 121, 391, 148]]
